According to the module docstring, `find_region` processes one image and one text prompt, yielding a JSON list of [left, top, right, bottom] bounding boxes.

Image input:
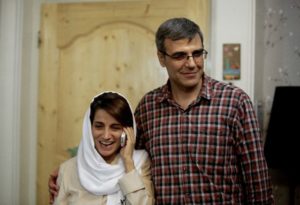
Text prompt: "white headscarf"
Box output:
[[77, 92, 148, 205]]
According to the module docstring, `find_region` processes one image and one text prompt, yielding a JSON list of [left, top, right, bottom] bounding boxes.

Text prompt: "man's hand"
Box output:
[[48, 168, 59, 204]]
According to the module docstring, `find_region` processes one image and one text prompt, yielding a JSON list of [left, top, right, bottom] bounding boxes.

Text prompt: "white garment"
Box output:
[[77, 97, 147, 205]]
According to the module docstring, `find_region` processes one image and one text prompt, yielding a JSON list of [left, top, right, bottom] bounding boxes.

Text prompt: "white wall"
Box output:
[[20, 0, 40, 204], [0, 0, 257, 204], [0, 1, 22, 204], [211, 0, 256, 100], [0, 0, 39, 204]]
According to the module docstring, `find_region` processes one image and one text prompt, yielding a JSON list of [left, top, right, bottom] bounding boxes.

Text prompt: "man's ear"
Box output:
[[157, 50, 166, 67]]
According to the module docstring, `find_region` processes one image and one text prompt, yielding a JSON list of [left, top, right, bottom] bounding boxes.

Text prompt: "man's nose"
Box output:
[[185, 55, 197, 67]]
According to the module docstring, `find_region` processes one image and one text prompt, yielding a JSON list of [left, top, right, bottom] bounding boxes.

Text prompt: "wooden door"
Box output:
[[38, 1, 210, 204]]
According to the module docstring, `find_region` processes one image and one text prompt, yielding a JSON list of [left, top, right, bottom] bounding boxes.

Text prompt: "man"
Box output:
[[49, 17, 274, 204], [134, 17, 273, 204]]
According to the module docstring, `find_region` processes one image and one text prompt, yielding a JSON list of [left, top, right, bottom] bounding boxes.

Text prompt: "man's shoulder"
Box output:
[[208, 77, 249, 99], [138, 85, 164, 104], [143, 86, 163, 98], [134, 85, 165, 118]]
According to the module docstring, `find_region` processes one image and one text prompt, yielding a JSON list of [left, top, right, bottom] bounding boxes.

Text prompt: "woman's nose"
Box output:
[[103, 129, 111, 139]]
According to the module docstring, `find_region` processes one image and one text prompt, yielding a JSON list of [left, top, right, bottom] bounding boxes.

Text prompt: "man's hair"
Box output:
[[90, 92, 133, 127], [155, 17, 204, 52]]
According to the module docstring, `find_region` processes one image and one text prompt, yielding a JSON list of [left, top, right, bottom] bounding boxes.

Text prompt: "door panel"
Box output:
[[38, 1, 210, 204]]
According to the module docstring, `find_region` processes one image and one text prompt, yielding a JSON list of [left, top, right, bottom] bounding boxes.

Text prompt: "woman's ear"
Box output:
[[157, 50, 166, 67]]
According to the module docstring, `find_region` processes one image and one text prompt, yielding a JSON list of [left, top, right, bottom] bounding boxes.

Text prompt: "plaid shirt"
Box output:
[[135, 74, 274, 204]]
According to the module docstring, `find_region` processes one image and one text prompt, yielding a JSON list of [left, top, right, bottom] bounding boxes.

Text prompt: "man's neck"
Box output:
[[171, 82, 202, 110]]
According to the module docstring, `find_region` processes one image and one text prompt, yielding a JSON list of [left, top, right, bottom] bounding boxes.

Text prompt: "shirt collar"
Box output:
[[201, 74, 213, 100], [156, 73, 214, 103], [155, 80, 172, 103]]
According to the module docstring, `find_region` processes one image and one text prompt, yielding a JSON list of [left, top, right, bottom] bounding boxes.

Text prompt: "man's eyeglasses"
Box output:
[[160, 49, 208, 61]]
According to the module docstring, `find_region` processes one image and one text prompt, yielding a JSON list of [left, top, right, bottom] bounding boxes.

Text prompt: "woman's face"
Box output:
[[92, 109, 123, 163]]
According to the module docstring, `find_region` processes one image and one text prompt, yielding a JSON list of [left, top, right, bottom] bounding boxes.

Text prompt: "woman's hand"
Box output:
[[120, 127, 135, 172]]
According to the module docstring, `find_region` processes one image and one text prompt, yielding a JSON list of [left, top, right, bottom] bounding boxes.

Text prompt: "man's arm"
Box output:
[[237, 95, 274, 204]]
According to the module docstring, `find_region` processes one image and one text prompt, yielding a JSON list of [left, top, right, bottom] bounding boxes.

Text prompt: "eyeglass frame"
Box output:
[[159, 48, 208, 61]]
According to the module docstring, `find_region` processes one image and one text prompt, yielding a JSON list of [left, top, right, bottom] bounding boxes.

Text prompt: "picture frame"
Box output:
[[223, 43, 241, 80]]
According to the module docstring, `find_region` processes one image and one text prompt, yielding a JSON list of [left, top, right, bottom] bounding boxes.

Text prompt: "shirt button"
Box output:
[[183, 167, 187, 172], [185, 193, 191, 198]]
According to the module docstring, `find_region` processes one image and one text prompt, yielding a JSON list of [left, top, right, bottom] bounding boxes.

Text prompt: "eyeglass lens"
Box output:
[[167, 49, 207, 60]]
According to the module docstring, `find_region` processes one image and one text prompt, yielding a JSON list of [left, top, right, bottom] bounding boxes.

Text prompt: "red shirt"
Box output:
[[135, 74, 274, 204]]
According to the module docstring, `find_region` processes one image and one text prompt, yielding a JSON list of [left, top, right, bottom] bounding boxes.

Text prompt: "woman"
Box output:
[[53, 92, 154, 205]]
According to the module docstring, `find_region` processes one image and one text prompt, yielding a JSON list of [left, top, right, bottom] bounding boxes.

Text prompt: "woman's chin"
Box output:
[[96, 144, 118, 162]]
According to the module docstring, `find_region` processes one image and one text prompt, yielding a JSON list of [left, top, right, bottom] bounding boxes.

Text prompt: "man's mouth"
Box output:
[[181, 72, 198, 78]]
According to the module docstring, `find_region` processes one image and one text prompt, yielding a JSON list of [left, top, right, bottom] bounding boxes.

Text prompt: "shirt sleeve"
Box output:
[[118, 157, 155, 205], [235, 94, 274, 204]]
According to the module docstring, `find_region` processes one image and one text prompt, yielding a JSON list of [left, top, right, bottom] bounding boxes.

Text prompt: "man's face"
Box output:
[[157, 34, 205, 91]]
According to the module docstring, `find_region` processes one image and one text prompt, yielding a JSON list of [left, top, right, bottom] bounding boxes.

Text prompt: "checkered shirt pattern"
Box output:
[[135, 74, 274, 205]]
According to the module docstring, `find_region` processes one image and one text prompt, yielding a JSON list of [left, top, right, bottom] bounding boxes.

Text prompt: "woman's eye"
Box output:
[[94, 125, 102, 129], [93, 123, 103, 128], [112, 126, 123, 131]]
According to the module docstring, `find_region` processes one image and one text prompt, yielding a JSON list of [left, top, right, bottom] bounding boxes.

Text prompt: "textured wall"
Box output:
[[255, 0, 300, 204], [256, 0, 300, 135]]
